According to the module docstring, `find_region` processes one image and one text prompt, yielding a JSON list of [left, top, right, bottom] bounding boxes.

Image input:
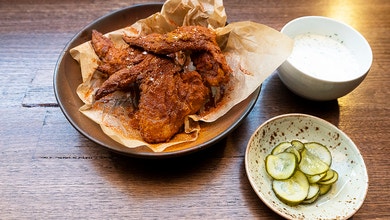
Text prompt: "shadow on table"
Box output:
[[239, 161, 285, 219], [256, 72, 341, 127], [85, 137, 229, 197]]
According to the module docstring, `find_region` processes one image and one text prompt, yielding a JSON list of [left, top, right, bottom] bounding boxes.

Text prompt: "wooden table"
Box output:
[[1, 0, 389, 219]]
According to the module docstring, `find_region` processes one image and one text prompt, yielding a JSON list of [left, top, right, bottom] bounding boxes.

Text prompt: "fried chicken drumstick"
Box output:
[[91, 26, 230, 143]]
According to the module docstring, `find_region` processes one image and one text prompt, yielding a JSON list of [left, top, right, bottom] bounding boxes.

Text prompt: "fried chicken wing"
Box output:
[[91, 30, 147, 75], [122, 26, 232, 76], [94, 54, 156, 100]]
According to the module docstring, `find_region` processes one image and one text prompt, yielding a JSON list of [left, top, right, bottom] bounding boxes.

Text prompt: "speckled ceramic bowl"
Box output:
[[245, 114, 368, 219]]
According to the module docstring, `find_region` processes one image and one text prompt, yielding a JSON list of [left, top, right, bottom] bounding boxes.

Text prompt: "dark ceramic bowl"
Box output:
[[53, 3, 261, 158]]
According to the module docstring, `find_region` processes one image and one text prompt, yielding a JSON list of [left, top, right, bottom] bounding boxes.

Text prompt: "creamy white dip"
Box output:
[[288, 33, 360, 81]]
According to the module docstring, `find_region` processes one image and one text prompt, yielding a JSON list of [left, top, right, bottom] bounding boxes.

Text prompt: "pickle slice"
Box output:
[[285, 146, 301, 163], [318, 170, 338, 185], [272, 170, 309, 206], [307, 172, 327, 183], [265, 152, 297, 180], [291, 139, 305, 152], [302, 192, 320, 204], [304, 142, 332, 166], [299, 148, 330, 175], [271, 142, 293, 155], [320, 169, 336, 182], [302, 183, 321, 204], [319, 184, 332, 195]]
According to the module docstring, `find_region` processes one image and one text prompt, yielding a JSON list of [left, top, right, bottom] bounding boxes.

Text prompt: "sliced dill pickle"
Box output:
[[318, 170, 338, 185], [271, 142, 293, 155], [304, 142, 332, 166], [320, 169, 335, 182], [302, 191, 320, 204], [265, 152, 297, 180], [291, 139, 305, 152], [305, 183, 320, 200], [285, 146, 301, 163], [319, 184, 332, 195], [272, 170, 309, 206], [307, 172, 327, 183], [299, 148, 330, 175]]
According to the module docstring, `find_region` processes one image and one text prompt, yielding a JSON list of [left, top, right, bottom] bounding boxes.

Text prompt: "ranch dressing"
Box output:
[[288, 33, 360, 81]]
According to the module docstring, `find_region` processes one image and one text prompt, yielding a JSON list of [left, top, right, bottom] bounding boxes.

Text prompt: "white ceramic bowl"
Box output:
[[278, 16, 372, 101], [245, 114, 368, 219]]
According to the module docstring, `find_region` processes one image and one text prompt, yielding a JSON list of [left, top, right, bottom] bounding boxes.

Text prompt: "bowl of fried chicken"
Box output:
[[54, 0, 292, 157]]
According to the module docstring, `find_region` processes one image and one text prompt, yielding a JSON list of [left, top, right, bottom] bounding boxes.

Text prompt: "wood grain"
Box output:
[[0, 0, 389, 219]]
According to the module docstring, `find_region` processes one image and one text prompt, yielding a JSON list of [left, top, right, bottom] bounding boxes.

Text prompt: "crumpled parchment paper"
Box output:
[[70, 0, 293, 152]]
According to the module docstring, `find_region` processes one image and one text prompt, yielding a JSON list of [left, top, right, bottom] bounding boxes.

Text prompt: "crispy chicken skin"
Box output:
[[91, 30, 146, 75], [191, 51, 229, 87], [123, 26, 232, 77], [94, 54, 155, 100], [94, 51, 209, 143]]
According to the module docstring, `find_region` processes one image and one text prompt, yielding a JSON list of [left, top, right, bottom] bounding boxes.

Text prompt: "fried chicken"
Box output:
[[136, 65, 209, 143], [94, 54, 156, 100], [91, 27, 230, 143], [122, 26, 232, 77], [93, 46, 209, 143], [91, 30, 147, 75], [191, 51, 229, 87]]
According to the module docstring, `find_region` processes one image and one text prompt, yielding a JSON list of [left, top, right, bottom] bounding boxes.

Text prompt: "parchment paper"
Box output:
[[70, 0, 293, 152]]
